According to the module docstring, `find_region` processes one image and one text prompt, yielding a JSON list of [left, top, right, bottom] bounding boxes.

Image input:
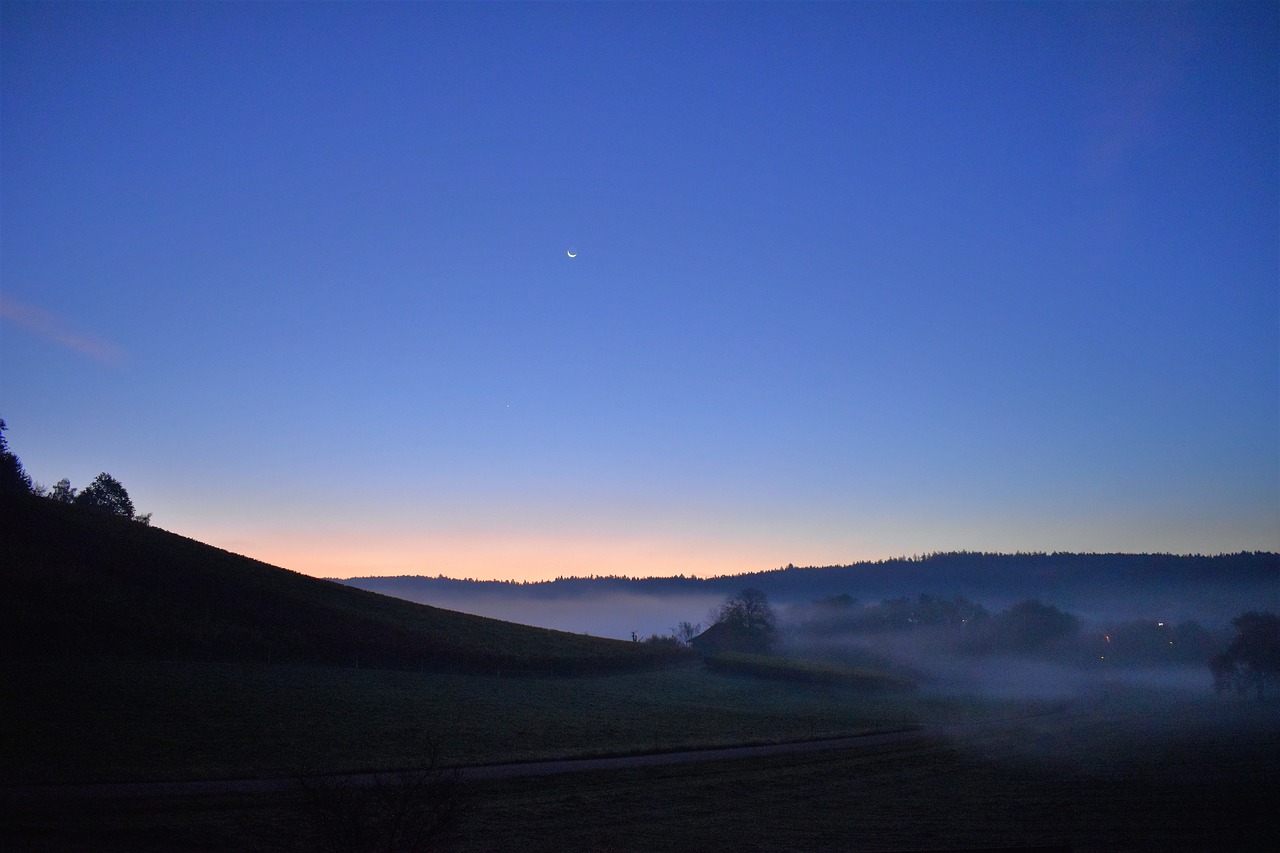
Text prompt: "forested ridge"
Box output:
[[346, 550, 1278, 608]]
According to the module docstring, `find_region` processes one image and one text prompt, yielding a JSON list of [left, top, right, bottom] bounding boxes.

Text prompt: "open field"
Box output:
[[455, 690, 1278, 853], [5, 684, 1275, 852], [703, 651, 917, 690], [1, 657, 938, 784]]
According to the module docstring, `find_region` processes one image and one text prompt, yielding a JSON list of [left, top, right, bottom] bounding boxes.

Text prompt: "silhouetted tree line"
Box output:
[[1211, 611, 1280, 700], [789, 591, 1268, 680], [797, 593, 991, 635], [740, 550, 1280, 602], [0, 418, 33, 494], [345, 551, 1278, 614], [794, 593, 1089, 658], [0, 418, 150, 524]]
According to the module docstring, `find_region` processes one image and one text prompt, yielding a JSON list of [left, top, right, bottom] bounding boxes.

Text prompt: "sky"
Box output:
[[2, 1, 1277, 582]]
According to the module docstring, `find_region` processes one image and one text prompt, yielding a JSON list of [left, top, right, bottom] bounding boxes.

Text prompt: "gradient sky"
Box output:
[[2, 1, 1277, 581]]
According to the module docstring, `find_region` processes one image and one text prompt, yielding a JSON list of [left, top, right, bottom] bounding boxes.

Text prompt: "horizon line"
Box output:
[[325, 548, 1280, 584]]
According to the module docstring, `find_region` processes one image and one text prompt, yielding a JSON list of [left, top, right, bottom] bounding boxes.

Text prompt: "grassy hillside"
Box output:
[[0, 492, 683, 674], [702, 652, 917, 691]]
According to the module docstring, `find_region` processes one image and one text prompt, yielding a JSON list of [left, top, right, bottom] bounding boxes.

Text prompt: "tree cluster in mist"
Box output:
[[784, 593, 1228, 669], [1211, 612, 1280, 700]]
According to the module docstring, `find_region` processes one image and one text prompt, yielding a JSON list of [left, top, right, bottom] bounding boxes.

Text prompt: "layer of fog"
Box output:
[[448, 584, 1232, 700], [383, 590, 725, 641], [354, 576, 1269, 705], [781, 629, 1216, 701]]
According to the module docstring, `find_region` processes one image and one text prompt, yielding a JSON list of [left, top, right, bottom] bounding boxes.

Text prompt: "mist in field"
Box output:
[[341, 554, 1276, 701], [470, 592, 723, 640], [357, 583, 1242, 702], [792, 631, 1213, 699], [364, 588, 724, 642], [775, 592, 1243, 703]]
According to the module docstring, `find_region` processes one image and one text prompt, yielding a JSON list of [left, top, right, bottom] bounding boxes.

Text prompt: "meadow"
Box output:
[[6, 677, 1275, 852], [1, 657, 933, 784], [454, 687, 1278, 853]]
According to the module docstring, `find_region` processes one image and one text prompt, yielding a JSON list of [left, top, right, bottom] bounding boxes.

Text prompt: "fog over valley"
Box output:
[[341, 552, 1278, 640], [371, 589, 726, 642], [339, 552, 1278, 703]]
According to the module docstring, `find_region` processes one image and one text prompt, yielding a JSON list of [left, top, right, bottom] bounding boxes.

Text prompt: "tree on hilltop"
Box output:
[[0, 418, 33, 494], [702, 588, 777, 654], [716, 588, 775, 634], [73, 472, 135, 518], [0, 420, 152, 522], [49, 478, 77, 503]]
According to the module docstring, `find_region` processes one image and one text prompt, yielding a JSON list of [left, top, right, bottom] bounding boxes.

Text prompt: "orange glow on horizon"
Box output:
[[203, 530, 780, 582]]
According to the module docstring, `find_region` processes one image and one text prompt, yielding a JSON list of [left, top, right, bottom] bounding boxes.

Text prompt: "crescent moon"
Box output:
[[567, 250, 577, 258]]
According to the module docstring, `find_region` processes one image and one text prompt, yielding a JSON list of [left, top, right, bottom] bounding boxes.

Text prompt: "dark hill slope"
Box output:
[[0, 493, 682, 674]]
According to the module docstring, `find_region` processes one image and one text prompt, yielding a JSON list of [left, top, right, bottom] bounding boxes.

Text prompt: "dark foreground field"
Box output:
[[4, 679, 1276, 852], [454, 691, 1277, 853], [4, 498, 1275, 850]]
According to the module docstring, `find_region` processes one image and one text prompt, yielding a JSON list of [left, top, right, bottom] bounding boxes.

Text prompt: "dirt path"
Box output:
[[461, 727, 930, 781], [4, 701, 1077, 802], [3, 728, 930, 801]]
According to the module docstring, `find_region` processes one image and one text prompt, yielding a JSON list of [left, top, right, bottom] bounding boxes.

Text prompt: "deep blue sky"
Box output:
[[3, 1, 1277, 580]]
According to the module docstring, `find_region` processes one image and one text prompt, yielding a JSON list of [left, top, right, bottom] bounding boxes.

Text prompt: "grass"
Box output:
[[1, 657, 934, 784], [703, 651, 918, 691], [451, 693, 1279, 853], [7, 688, 1275, 852]]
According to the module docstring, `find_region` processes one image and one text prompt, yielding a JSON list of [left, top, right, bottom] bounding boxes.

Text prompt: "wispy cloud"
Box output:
[[1081, 9, 1196, 182], [0, 296, 126, 365]]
